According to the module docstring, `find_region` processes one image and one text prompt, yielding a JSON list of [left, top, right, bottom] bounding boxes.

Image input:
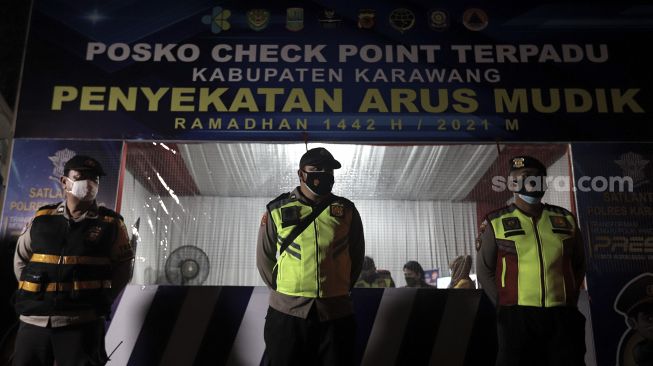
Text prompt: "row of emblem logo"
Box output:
[[202, 7, 489, 34]]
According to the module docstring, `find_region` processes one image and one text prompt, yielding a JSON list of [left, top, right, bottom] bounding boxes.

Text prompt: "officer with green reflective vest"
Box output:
[[257, 147, 365, 366], [13, 155, 134, 366], [476, 156, 586, 366], [354, 256, 395, 288]]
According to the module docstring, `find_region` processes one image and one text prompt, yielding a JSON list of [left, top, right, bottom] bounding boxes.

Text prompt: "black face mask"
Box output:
[[302, 171, 334, 196], [405, 276, 418, 287]]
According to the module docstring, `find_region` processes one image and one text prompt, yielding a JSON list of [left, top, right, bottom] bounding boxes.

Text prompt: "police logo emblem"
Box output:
[[428, 9, 449, 31], [512, 157, 525, 169], [86, 226, 103, 242], [319, 9, 343, 29], [358, 9, 376, 29], [389, 8, 415, 33], [550, 216, 571, 229], [502, 217, 521, 231], [247, 9, 270, 31], [462, 8, 489, 31], [286, 8, 304, 31], [330, 204, 345, 218]]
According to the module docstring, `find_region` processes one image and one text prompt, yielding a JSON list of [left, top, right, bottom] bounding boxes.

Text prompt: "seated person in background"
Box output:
[[403, 260, 435, 288], [355, 256, 395, 288], [449, 255, 476, 289]]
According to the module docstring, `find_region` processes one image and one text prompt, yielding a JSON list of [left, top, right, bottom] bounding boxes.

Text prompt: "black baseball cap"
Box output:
[[509, 156, 546, 175], [63, 155, 106, 176], [300, 148, 341, 169]]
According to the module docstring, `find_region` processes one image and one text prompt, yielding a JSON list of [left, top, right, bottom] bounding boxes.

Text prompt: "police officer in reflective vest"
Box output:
[[257, 147, 365, 366], [13, 155, 134, 366], [476, 156, 586, 366]]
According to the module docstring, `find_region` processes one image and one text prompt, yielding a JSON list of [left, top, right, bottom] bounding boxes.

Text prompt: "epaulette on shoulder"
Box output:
[[98, 206, 124, 222], [267, 192, 295, 211], [485, 205, 517, 221], [544, 204, 572, 216], [333, 195, 355, 208], [35, 202, 62, 217]]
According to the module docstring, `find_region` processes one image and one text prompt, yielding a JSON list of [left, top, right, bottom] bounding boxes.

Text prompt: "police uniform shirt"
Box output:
[[256, 187, 365, 321], [13, 201, 134, 327]]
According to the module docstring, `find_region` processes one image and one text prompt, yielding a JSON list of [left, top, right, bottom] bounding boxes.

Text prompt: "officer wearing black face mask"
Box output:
[[476, 156, 586, 366], [13, 155, 134, 366], [257, 147, 365, 366]]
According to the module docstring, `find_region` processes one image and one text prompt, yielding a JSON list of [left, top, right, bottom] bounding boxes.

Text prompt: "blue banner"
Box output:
[[572, 143, 653, 366], [0, 140, 123, 241], [14, 1, 653, 141]]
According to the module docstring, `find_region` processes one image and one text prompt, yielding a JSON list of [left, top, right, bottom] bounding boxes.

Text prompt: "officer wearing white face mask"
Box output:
[[13, 155, 134, 366], [476, 156, 586, 366]]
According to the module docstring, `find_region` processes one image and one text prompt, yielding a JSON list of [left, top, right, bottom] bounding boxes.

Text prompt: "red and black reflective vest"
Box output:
[[488, 204, 580, 307]]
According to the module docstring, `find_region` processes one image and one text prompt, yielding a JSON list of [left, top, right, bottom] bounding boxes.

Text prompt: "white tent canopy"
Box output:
[[120, 142, 570, 287]]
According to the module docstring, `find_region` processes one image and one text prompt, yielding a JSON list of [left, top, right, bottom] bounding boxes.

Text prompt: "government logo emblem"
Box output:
[[428, 9, 449, 31], [202, 7, 232, 34], [462, 8, 489, 31], [247, 9, 270, 31], [319, 9, 343, 29], [358, 9, 376, 29], [286, 8, 304, 31], [389, 8, 415, 33]]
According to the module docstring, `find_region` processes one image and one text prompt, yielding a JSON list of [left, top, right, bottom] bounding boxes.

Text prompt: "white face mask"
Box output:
[[66, 177, 99, 201], [518, 193, 541, 205]]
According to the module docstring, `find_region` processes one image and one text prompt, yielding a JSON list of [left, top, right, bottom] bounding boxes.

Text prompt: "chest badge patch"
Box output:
[[330, 204, 344, 218], [502, 217, 522, 231], [281, 206, 301, 226], [550, 216, 571, 229], [86, 225, 103, 242]]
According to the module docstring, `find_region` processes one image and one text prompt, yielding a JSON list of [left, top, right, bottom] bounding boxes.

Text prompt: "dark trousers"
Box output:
[[263, 306, 356, 366], [496, 306, 586, 366], [13, 319, 108, 366]]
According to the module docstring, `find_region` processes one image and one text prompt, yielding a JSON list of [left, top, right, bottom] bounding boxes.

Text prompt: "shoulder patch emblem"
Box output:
[[261, 212, 268, 226], [475, 220, 488, 251], [330, 204, 344, 218]]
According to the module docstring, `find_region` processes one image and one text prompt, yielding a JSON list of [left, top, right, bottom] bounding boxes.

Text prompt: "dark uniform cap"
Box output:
[[509, 156, 547, 175], [615, 273, 653, 316], [63, 155, 106, 176], [300, 148, 341, 169]]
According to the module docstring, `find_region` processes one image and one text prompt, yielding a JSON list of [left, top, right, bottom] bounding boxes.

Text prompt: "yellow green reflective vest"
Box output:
[[488, 204, 579, 307], [268, 193, 354, 298]]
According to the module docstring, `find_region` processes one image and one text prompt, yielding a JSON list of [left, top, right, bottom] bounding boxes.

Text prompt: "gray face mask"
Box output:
[[66, 178, 99, 201]]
